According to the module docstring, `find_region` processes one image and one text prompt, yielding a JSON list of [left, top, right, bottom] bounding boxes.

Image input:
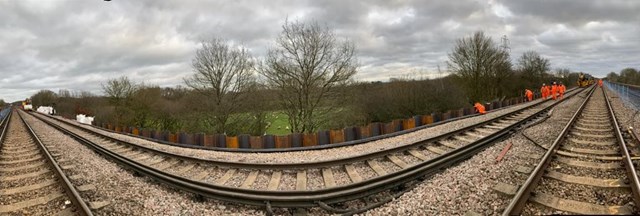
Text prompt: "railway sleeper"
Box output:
[[19, 85, 589, 215]]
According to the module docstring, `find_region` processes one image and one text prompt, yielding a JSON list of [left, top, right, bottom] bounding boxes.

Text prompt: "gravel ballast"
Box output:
[[605, 86, 640, 141], [21, 90, 586, 214], [0, 112, 75, 215], [364, 88, 587, 215], [521, 88, 638, 214], [44, 97, 562, 165], [22, 112, 265, 215]]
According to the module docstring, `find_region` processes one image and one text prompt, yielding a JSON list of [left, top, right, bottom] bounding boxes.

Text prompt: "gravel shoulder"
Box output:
[[364, 89, 586, 215], [605, 86, 640, 141], [23, 112, 265, 215]]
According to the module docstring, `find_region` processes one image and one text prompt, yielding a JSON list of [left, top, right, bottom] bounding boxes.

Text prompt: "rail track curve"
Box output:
[[17, 87, 588, 214]]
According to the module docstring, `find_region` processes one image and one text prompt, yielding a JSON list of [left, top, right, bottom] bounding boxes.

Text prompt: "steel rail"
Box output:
[[502, 86, 596, 215], [0, 109, 13, 150], [13, 111, 94, 216], [603, 86, 640, 205], [32, 87, 586, 171], [25, 88, 589, 212], [82, 88, 580, 153]]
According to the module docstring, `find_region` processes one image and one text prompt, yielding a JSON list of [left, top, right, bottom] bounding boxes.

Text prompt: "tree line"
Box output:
[[607, 68, 640, 85], [447, 31, 581, 103], [24, 21, 584, 136]]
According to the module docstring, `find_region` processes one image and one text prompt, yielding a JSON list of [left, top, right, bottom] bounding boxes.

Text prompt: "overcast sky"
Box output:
[[1, 0, 639, 102]]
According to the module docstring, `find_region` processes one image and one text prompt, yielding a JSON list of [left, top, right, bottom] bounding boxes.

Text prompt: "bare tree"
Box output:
[[58, 89, 72, 98], [31, 90, 58, 107], [517, 51, 550, 86], [554, 68, 572, 86], [184, 37, 255, 134], [103, 76, 137, 104], [259, 19, 358, 133], [491, 52, 513, 100], [555, 68, 571, 78], [102, 76, 137, 125], [447, 31, 512, 103]]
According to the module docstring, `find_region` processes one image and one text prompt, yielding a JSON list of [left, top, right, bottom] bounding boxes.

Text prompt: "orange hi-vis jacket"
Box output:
[[599, 79, 603, 87], [474, 102, 486, 114], [525, 89, 533, 101], [541, 86, 549, 99], [551, 84, 558, 100]]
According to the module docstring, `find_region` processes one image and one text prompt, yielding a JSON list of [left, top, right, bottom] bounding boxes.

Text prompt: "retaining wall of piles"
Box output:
[[91, 95, 534, 152]]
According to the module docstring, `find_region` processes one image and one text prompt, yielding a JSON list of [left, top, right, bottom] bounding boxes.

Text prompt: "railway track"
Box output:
[[503, 86, 640, 215], [25, 87, 587, 214], [0, 111, 92, 215], [24, 88, 587, 214]]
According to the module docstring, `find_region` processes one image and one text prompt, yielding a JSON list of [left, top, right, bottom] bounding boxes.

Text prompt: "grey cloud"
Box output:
[[500, 0, 640, 26], [1, 0, 639, 102]]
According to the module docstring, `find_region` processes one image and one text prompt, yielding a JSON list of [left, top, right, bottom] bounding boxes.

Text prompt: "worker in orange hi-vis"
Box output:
[[598, 79, 603, 87], [540, 83, 549, 100], [558, 82, 566, 99], [474, 102, 486, 114], [551, 82, 558, 100], [525, 89, 533, 101], [541, 83, 549, 99]]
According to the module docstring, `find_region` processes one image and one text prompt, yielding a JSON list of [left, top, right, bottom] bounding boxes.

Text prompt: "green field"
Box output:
[[264, 111, 291, 135]]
